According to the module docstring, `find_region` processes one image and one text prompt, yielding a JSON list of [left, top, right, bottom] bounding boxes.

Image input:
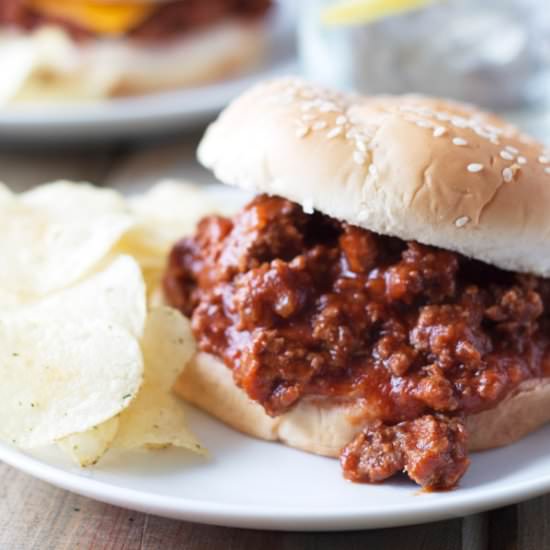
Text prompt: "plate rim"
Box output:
[[2, 440, 550, 531]]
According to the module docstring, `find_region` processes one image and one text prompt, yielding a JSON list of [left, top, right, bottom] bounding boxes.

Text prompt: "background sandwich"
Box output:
[[0, 0, 272, 102]]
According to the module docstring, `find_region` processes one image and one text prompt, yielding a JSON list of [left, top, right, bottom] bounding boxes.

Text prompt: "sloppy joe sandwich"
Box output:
[[0, 0, 271, 101], [165, 78, 550, 490]]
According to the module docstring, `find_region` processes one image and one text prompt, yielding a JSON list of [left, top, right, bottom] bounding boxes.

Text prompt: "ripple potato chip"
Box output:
[[0, 180, 208, 464], [118, 181, 243, 305], [12, 255, 147, 339], [121, 180, 243, 271], [0, 182, 133, 300], [114, 307, 204, 454], [127, 180, 226, 251], [141, 306, 196, 391], [57, 417, 120, 467], [0, 316, 143, 448]]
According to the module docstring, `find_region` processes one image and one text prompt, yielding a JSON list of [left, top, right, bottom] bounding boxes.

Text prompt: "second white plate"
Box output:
[[0, 2, 296, 142]]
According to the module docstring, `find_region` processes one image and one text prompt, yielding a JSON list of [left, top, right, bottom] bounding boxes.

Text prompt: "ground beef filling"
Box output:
[[340, 415, 469, 490], [0, 0, 271, 42], [163, 194, 550, 490]]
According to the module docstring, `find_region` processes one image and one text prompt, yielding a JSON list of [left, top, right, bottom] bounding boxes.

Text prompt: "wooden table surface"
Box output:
[[0, 133, 549, 550]]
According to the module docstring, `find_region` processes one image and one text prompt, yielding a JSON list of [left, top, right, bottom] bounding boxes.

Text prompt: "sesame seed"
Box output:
[[505, 145, 519, 154], [502, 167, 514, 182], [415, 119, 432, 128], [433, 126, 447, 137], [545, 167, 550, 175], [418, 107, 434, 117], [467, 163, 484, 173], [321, 101, 339, 113], [353, 151, 366, 165], [312, 120, 327, 131], [357, 209, 369, 222], [435, 113, 450, 122], [490, 137, 501, 145], [295, 126, 310, 138], [355, 140, 367, 153], [451, 117, 468, 128], [336, 115, 347, 125], [369, 164, 378, 177], [346, 128, 357, 140], [452, 137, 468, 146], [455, 216, 470, 228], [474, 127, 494, 139], [326, 126, 343, 139], [302, 198, 314, 214], [517, 156, 527, 165], [538, 156, 549, 164], [301, 113, 315, 121], [500, 150, 514, 161]]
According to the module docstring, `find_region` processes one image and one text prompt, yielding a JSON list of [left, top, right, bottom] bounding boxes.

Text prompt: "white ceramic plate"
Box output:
[[0, 2, 296, 143], [2, 403, 550, 531]]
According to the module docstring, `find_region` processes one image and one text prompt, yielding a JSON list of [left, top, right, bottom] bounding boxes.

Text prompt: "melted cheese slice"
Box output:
[[28, 0, 156, 35]]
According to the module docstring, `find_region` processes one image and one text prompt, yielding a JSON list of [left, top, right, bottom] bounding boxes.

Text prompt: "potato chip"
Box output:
[[142, 267, 165, 304], [117, 180, 240, 305], [0, 183, 13, 205], [11, 255, 147, 339], [119, 180, 245, 274], [0, 34, 36, 104], [0, 181, 210, 463], [0, 288, 19, 308], [1, 254, 145, 459], [21, 181, 127, 215], [57, 417, 119, 467], [0, 316, 143, 448], [113, 307, 204, 454], [0, 182, 133, 300], [7, 254, 147, 458], [142, 306, 196, 391], [129, 179, 245, 218], [147, 283, 165, 309], [4, 27, 124, 103], [115, 387, 204, 453]]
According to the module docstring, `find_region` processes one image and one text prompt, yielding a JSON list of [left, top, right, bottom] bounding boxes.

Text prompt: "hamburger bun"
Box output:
[[172, 77, 550, 468], [174, 352, 550, 455], [198, 78, 550, 276]]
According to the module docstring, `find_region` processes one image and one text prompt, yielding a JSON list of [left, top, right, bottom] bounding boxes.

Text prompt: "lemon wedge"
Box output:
[[322, 0, 438, 26]]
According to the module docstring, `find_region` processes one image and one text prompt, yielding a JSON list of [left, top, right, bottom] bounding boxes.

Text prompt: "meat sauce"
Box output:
[[163, 194, 550, 490], [0, 0, 271, 42]]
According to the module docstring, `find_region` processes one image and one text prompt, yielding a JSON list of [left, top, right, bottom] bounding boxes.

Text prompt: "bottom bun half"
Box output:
[[174, 352, 550, 457]]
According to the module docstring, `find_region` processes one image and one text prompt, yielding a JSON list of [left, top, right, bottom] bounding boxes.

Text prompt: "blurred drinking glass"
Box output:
[[299, 0, 550, 136]]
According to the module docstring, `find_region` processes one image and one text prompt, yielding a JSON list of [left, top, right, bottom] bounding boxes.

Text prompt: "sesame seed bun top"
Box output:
[[198, 77, 550, 276]]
